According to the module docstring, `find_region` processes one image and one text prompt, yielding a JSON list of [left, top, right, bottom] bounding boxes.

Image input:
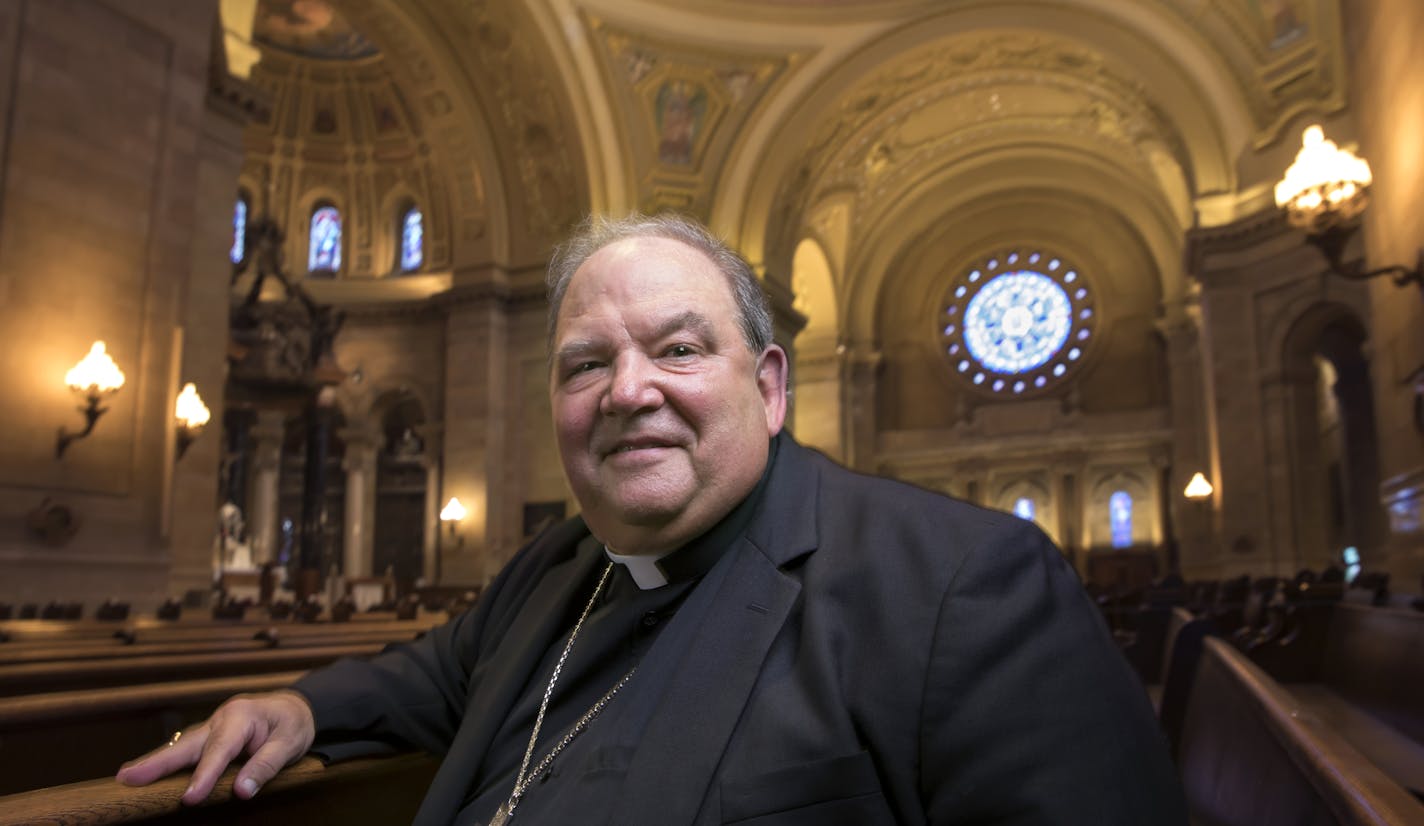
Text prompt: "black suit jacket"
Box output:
[[295, 435, 1187, 825]]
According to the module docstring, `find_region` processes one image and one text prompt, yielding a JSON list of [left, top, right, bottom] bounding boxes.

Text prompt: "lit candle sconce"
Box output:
[[56, 341, 125, 459], [440, 496, 468, 551], [1275, 125, 1423, 288], [1183, 472, 1214, 501], [174, 383, 211, 460]]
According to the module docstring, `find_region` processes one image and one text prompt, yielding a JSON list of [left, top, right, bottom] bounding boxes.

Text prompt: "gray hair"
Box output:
[[546, 213, 774, 355]]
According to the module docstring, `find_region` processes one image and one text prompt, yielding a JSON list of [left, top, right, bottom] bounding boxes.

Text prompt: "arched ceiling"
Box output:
[[229, 0, 1349, 320]]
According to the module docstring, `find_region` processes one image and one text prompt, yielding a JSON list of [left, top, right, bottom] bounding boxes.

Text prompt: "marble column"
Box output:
[[246, 410, 286, 566], [339, 423, 380, 580], [843, 346, 883, 473]]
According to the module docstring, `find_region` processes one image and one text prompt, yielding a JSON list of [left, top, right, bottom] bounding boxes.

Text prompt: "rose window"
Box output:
[[941, 249, 1096, 396]]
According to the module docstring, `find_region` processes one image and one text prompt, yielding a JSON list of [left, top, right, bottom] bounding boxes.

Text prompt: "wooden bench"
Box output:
[[1156, 606, 1215, 757], [0, 672, 304, 795], [0, 644, 385, 696], [1179, 637, 1424, 825], [0, 753, 437, 825], [0, 627, 432, 667], [1271, 603, 1424, 800]]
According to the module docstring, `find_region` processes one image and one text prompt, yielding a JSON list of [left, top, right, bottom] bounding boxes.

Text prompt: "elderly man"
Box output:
[[119, 214, 1186, 824]]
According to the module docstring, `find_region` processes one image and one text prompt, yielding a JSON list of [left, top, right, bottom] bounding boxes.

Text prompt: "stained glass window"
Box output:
[[1013, 497, 1035, 521], [230, 197, 248, 265], [964, 272, 1071, 373], [309, 205, 342, 274], [1342, 546, 1361, 583], [941, 248, 1096, 396], [1110, 491, 1133, 548], [400, 207, 423, 272]]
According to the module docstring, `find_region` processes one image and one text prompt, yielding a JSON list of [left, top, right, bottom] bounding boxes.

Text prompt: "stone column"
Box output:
[[843, 346, 883, 473], [339, 422, 380, 580], [1157, 303, 1216, 575], [793, 337, 845, 461], [443, 289, 504, 584], [416, 423, 442, 585], [246, 410, 286, 565]]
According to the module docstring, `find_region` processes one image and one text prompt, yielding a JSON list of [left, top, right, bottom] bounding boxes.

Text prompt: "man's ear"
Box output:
[[756, 344, 789, 435]]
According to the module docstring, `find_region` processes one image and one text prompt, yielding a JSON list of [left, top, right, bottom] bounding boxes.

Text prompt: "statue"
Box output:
[[217, 501, 256, 571]]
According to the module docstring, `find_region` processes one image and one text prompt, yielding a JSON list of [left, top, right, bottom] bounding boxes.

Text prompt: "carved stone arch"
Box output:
[[832, 148, 1181, 351], [1273, 301, 1385, 571], [1087, 469, 1155, 549], [331, 0, 589, 266], [727, 1, 1268, 296]]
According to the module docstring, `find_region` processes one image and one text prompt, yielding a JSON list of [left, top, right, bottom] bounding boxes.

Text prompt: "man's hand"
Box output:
[[116, 689, 316, 805]]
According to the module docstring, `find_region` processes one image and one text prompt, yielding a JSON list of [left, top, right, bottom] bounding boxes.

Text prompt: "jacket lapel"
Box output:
[[415, 531, 605, 826], [610, 435, 823, 825]]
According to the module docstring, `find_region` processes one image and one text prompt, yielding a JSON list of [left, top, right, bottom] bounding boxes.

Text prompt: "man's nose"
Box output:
[[603, 353, 664, 414]]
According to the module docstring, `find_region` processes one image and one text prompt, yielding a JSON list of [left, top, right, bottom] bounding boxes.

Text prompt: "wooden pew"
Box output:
[[1156, 606, 1214, 757], [0, 644, 385, 696], [1278, 603, 1424, 799], [1179, 637, 1424, 825], [0, 672, 304, 795], [0, 628, 429, 666], [0, 753, 438, 825]]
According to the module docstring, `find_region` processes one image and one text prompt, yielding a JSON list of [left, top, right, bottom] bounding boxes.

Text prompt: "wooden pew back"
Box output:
[[1179, 638, 1424, 826], [1322, 603, 1424, 749]]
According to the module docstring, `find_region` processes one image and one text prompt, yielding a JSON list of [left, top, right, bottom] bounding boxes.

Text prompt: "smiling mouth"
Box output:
[[606, 442, 673, 457]]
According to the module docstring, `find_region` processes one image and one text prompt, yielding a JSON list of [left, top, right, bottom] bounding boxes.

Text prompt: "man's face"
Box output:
[[550, 236, 787, 555]]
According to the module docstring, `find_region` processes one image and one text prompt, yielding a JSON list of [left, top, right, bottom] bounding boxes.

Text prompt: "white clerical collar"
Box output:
[[603, 546, 672, 589]]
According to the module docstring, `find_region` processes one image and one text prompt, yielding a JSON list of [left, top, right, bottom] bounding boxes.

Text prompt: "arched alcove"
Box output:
[[373, 390, 429, 592]]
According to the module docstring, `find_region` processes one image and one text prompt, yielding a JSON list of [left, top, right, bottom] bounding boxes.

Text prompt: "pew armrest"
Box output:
[[0, 752, 438, 826]]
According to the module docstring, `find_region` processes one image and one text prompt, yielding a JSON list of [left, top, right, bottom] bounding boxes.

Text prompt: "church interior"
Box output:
[[1, 0, 1423, 822]]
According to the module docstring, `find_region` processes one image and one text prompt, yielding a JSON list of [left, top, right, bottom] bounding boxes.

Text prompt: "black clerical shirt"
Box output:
[[456, 441, 776, 825]]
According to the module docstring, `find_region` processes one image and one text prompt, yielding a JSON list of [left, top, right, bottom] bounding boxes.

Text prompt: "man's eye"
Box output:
[[664, 344, 696, 358], [568, 361, 601, 376]]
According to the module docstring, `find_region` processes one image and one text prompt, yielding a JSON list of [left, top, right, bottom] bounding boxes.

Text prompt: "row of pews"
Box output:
[[0, 603, 448, 823], [2, 573, 1421, 824], [1117, 572, 1424, 825]]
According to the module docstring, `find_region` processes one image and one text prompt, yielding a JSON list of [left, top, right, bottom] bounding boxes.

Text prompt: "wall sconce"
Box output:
[[440, 496, 467, 550], [174, 383, 211, 460], [1275, 125, 1423, 288], [56, 341, 125, 458], [1183, 472, 1214, 500]]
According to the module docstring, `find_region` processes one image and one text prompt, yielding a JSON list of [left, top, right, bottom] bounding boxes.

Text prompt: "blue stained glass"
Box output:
[[400, 208, 423, 272], [309, 206, 342, 273], [1110, 491, 1133, 548], [1013, 498, 1035, 521], [963, 271, 1072, 373], [230, 199, 247, 264]]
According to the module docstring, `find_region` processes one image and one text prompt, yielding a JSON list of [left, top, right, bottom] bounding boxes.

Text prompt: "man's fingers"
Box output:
[[116, 727, 206, 787], [181, 716, 252, 805], [233, 737, 301, 799]]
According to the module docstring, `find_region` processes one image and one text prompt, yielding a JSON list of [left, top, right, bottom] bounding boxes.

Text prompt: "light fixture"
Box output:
[[1183, 472, 1214, 500], [440, 496, 467, 547], [174, 383, 211, 460], [56, 341, 125, 458], [1275, 124, 1423, 288]]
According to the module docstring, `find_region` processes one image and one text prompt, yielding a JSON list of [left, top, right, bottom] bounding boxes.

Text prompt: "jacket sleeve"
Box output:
[[919, 518, 1188, 825], [290, 598, 491, 761]]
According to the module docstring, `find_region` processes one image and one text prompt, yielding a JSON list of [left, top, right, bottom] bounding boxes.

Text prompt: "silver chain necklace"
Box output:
[[487, 562, 636, 826]]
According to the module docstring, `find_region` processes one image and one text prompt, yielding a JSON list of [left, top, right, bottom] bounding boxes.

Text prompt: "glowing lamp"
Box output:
[[57, 341, 125, 458], [174, 383, 211, 460], [1275, 124, 1421, 289], [1183, 472, 1214, 500]]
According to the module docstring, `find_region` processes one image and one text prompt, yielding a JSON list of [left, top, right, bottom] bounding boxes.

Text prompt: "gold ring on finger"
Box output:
[[167, 730, 183, 747]]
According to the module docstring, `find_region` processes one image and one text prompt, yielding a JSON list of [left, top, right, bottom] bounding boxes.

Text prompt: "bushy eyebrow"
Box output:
[[554, 310, 719, 366], [652, 310, 718, 345]]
